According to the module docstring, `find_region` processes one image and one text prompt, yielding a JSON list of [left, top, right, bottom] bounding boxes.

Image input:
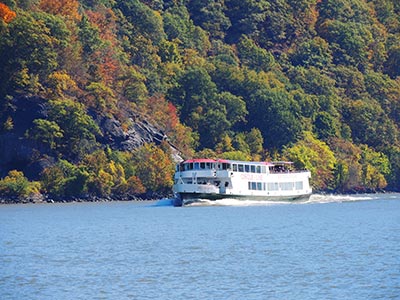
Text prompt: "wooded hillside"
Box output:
[[0, 0, 399, 201]]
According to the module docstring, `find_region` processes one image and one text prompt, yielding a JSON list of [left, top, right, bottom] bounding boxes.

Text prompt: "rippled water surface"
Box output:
[[1, 194, 399, 299]]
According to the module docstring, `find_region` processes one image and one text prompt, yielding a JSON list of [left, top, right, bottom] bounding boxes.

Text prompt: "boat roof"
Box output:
[[271, 161, 294, 165], [182, 158, 220, 163], [181, 158, 277, 165]]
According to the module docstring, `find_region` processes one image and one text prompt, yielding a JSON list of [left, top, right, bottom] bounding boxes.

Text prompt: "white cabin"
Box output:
[[173, 158, 312, 206]]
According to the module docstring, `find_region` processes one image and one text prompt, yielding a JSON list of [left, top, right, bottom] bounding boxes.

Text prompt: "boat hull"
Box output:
[[173, 192, 312, 207]]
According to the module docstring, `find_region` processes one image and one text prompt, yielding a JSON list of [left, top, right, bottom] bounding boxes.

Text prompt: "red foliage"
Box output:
[[0, 3, 16, 23], [145, 94, 180, 133]]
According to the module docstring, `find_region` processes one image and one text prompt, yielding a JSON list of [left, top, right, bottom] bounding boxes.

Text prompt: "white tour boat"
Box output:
[[172, 158, 312, 206]]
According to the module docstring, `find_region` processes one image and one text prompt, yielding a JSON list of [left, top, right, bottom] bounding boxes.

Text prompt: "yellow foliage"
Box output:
[[0, 170, 41, 197], [46, 71, 78, 97], [3, 116, 13, 131], [284, 131, 336, 190]]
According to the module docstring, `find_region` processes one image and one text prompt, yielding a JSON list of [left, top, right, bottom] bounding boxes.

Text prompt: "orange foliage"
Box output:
[[126, 176, 146, 194], [39, 0, 81, 21], [91, 47, 120, 86], [86, 7, 117, 43], [144, 95, 194, 156], [85, 8, 122, 85], [0, 3, 16, 23], [145, 95, 179, 133]]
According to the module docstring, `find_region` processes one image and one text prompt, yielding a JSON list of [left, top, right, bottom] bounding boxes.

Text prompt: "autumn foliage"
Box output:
[[0, 0, 400, 199], [0, 3, 16, 23], [39, 0, 80, 21]]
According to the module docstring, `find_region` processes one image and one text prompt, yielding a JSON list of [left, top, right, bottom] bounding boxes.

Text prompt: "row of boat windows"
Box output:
[[248, 181, 304, 191], [233, 164, 266, 173], [179, 162, 267, 173]]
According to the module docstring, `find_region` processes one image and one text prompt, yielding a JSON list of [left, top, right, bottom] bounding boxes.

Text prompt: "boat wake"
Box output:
[[153, 193, 396, 207], [186, 193, 380, 207]]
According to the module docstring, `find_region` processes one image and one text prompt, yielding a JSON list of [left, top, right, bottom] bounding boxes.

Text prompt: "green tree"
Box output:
[[319, 20, 373, 70], [385, 146, 400, 191], [344, 99, 398, 149], [215, 91, 247, 127], [284, 132, 336, 190], [317, 0, 374, 24], [187, 0, 231, 39], [0, 170, 41, 199], [163, 4, 211, 54], [221, 150, 251, 161], [329, 138, 362, 192], [41, 160, 89, 197], [237, 35, 275, 72], [360, 145, 390, 190], [364, 71, 400, 123], [168, 66, 217, 128], [47, 99, 101, 157], [26, 119, 64, 150], [85, 82, 116, 113], [78, 14, 103, 55], [246, 128, 264, 158], [0, 11, 62, 96], [290, 37, 333, 68], [385, 46, 400, 78], [247, 88, 303, 150], [224, 0, 269, 43], [258, 0, 295, 46], [116, 0, 165, 44], [314, 111, 340, 141], [232, 132, 250, 155]]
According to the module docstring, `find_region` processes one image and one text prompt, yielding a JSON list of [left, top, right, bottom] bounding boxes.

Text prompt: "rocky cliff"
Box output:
[[0, 96, 181, 181]]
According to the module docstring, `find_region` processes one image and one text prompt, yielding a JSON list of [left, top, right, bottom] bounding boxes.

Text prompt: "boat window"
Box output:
[[256, 166, 261, 173], [251, 165, 256, 173], [222, 163, 230, 170], [267, 182, 279, 191], [206, 163, 211, 169], [257, 182, 262, 190], [233, 164, 237, 172], [238, 164, 244, 172], [194, 162, 199, 169], [245, 165, 250, 172], [261, 166, 266, 173], [251, 182, 256, 190], [200, 162, 205, 169], [280, 182, 294, 190], [295, 181, 303, 190]]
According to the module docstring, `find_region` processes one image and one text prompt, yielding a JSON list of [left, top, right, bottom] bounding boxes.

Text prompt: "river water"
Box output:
[[1, 194, 399, 299]]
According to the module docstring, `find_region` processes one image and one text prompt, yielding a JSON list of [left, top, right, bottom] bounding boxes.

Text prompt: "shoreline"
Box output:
[[0, 193, 173, 205], [0, 190, 396, 205]]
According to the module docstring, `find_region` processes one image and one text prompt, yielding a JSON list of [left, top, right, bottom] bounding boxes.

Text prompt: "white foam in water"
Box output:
[[307, 194, 376, 204], [187, 198, 296, 207], [185, 194, 378, 207]]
